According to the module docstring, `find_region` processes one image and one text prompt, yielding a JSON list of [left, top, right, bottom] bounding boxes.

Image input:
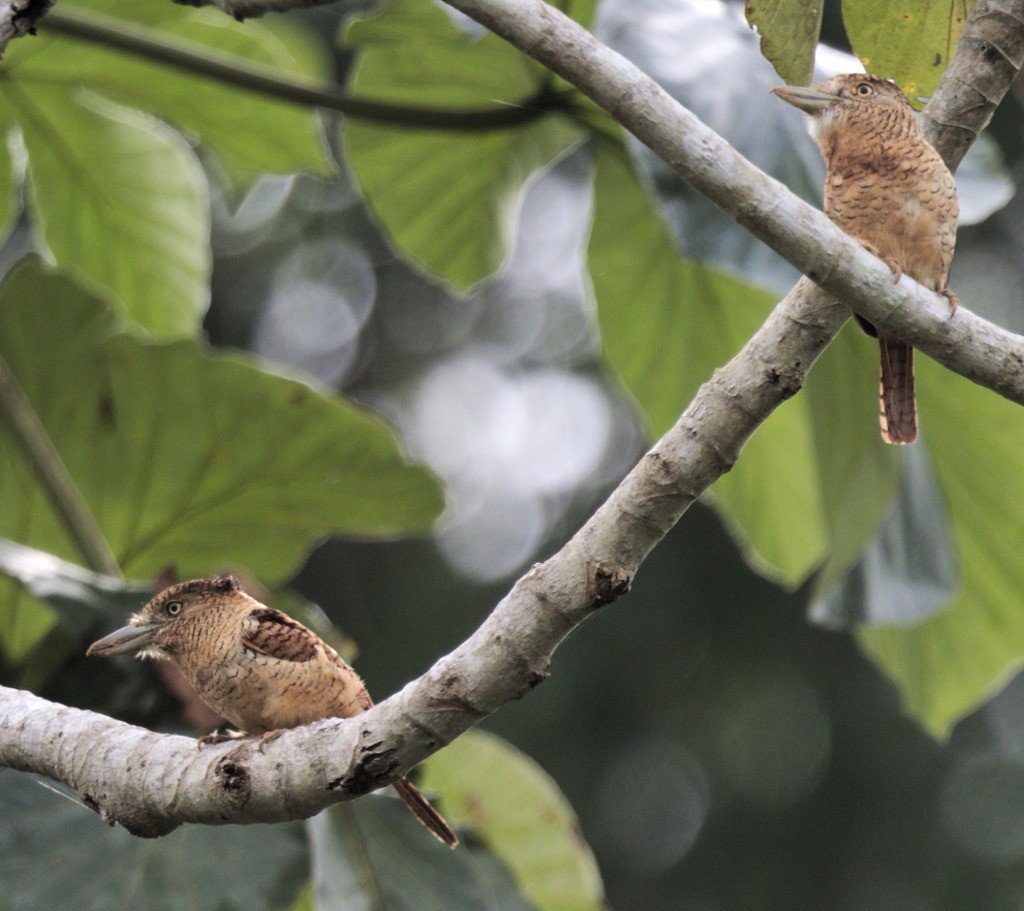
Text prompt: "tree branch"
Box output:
[[40, 6, 574, 131], [155, 0, 1024, 402], [1, 0, 1023, 838], [0, 0, 53, 59], [0, 278, 846, 838]]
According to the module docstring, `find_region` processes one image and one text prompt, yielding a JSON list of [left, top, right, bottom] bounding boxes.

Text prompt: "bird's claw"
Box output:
[[942, 288, 958, 316], [256, 729, 286, 753], [197, 730, 243, 749]]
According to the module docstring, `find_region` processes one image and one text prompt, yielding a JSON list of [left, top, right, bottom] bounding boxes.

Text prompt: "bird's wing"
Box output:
[[241, 608, 321, 662]]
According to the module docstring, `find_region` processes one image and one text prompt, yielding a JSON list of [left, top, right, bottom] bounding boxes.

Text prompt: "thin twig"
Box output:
[[39, 6, 573, 131], [0, 354, 122, 578]]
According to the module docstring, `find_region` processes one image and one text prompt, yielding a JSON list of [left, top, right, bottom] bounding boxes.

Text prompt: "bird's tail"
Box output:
[[392, 776, 459, 848], [878, 334, 917, 444]]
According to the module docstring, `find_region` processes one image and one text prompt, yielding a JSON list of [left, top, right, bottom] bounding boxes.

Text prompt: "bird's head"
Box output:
[[772, 74, 913, 143], [87, 575, 243, 660]]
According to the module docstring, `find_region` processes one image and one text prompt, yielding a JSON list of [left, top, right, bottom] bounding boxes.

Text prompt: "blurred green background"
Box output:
[[4, 0, 1024, 909]]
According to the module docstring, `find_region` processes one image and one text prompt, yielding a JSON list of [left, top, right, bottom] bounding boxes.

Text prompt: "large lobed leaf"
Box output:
[[859, 360, 1024, 736], [341, 0, 586, 291], [745, 0, 822, 85], [843, 0, 974, 104], [0, 264, 443, 663], [589, 144, 827, 585], [0, 0, 332, 336], [16, 87, 208, 338]]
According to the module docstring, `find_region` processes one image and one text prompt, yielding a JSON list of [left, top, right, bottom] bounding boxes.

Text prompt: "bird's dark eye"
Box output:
[[166, 601, 183, 616], [855, 83, 873, 96]]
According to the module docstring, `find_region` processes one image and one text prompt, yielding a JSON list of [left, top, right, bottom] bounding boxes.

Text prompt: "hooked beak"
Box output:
[[87, 622, 158, 657], [771, 85, 836, 115]]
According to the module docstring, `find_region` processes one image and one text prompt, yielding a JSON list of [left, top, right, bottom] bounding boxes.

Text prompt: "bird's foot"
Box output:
[[859, 240, 903, 283], [197, 729, 244, 748], [256, 729, 287, 753], [941, 288, 959, 316]]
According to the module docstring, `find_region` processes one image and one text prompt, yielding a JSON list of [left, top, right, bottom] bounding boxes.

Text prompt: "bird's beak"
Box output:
[[87, 622, 158, 657], [771, 85, 835, 114]]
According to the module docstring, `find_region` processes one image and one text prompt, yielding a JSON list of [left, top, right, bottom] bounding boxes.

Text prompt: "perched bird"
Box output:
[[772, 74, 958, 444], [88, 575, 458, 848]]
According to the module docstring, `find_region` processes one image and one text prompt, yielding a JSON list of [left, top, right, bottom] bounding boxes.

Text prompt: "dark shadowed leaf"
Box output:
[[309, 797, 536, 911], [809, 443, 958, 629], [0, 539, 147, 636], [0, 770, 308, 911]]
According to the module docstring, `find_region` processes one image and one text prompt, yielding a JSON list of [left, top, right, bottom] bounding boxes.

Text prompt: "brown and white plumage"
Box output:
[[773, 73, 958, 444], [88, 575, 458, 847]]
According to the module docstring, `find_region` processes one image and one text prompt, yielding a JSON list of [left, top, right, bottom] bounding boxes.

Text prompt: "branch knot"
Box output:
[[592, 563, 632, 607]]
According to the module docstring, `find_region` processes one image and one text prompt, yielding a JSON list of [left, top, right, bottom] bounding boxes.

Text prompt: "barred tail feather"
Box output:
[[878, 334, 917, 445], [392, 776, 459, 848]]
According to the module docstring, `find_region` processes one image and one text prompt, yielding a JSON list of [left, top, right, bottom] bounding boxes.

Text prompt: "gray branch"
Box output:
[[0, 0, 53, 57], [1, 0, 1023, 837]]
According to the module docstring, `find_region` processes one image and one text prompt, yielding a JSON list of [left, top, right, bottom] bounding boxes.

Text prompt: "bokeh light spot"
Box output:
[[716, 668, 831, 808], [595, 737, 710, 875], [940, 753, 1024, 862]]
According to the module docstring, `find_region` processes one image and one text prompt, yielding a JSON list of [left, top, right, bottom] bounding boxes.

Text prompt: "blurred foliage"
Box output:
[[0, 0, 1023, 909], [421, 730, 605, 911], [748, 0, 973, 102], [590, 144, 826, 583], [745, 0, 822, 85], [859, 357, 1024, 733], [0, 264, 442, 667], [342, 0, 588, 290], [0, 770, 309, 911], [0, 0, 332, 335]]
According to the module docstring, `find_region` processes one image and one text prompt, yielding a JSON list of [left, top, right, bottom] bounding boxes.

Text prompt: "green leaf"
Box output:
[[806, 325, 902, 603], [809, 444, 959, 630], [0, 1, 333, 336], [0, 127, 19, 245], [0, 771, 308, 911], [27, 0, 332, 187], [309, 799, 536, 911], [590, 144, 827, 584], [745, 0, 822, 85], [342, 0, 585, 290], [0, 539, 147, 638], [16, 87, 208, 337], [420, 730, 606, 911], [287, 882, 315, 911], [0, 263, 444, 662], [842, 0, 973, 103], [858, 359, 1024, 736]]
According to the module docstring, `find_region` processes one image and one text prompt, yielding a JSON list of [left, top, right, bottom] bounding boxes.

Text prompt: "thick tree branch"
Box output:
[[1, 0, 1023, 838], [136, 0, 1024, 401], [0, 278, 846, 837]]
